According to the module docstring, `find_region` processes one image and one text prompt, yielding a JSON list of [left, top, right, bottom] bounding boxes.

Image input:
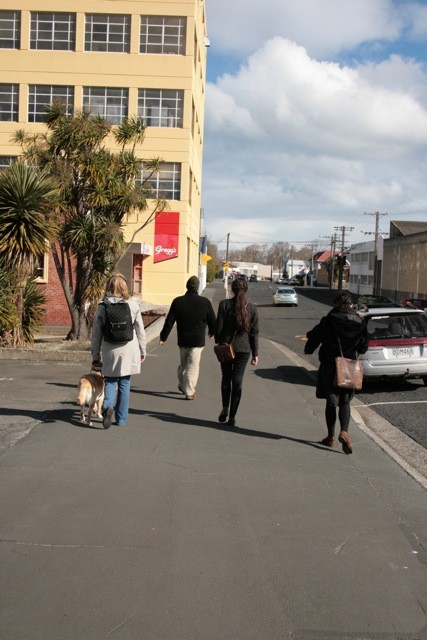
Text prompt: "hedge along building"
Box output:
[[0, 1, 208, 324]]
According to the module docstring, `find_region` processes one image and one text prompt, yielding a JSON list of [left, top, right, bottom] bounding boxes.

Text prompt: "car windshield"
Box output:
[[277, 288, 295, 294], [361, 296, 392, 303], [367, 314, 427, 340]]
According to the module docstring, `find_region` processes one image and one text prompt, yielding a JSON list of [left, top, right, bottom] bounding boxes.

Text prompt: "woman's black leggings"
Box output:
[[220, 352, 250, 418], [325, 394, 351, 438]]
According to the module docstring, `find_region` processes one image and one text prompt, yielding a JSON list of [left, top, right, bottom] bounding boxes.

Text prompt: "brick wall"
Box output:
[[39, 250, 73, 326]]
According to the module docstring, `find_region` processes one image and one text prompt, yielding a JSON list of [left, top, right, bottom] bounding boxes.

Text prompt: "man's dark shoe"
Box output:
[[178, 385, 185, 395], [227, 417, 236, 427], [338, 431, 353, 454], [218, 408, 228, 423], [103, 407, 113, 430]]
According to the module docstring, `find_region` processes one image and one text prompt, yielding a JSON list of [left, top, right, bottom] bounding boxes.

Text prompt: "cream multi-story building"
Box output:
[[0, 1, 208, 319]]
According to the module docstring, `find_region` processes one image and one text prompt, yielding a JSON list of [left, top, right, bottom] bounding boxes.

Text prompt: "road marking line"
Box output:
[[353, 400, 427, 407]]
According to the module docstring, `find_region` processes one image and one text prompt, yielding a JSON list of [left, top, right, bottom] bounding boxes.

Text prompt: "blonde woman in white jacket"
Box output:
[[92, 274, 146, 429]]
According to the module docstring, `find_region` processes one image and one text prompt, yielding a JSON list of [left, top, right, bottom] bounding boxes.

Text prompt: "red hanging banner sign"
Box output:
[[153, 211, 180, 263]]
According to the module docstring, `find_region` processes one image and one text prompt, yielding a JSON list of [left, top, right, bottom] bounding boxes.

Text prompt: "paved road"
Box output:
[[248, 281, 427, 448], [0, 282, 426, 639]]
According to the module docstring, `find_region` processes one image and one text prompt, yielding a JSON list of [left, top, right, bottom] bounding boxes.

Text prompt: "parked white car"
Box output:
[[359, 307, 427, 384]]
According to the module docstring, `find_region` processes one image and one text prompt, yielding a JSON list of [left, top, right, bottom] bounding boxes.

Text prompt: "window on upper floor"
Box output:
[[85, 13, 130, 53], [137, 162, 181, 200], [137, 89, 183, 128], [0, 11, 20, 49], [30, 12, 76, 51], [83, 87, 128, 124], [140, 16, 186, 55], [0, 84, 19, 121], [28, 85, 74, 123]]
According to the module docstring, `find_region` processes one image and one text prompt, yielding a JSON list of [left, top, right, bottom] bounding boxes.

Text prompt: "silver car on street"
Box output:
[[273, 287, 298, 307], [359, 307, 427, 384]]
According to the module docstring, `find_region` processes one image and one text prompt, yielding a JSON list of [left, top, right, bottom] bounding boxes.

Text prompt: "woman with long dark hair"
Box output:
[[304, 292, 368, 454], [214, 277, 259, 426]]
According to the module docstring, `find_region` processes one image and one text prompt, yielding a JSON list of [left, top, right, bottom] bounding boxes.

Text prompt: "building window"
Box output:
[[83, 87, 128, 124], [35, 252, 48, 282], [0, 156, 15, 170], [0, 84, 19, 121], [140, 16, 186, 55], [0, 11, 20, 49], [85, 14, 130, 53], [30, 12, 75, 51], [28, 85, 74, 123], [132, 255, 143, 295], [137, 89, 183, 127], [139, 162, 181, 200]]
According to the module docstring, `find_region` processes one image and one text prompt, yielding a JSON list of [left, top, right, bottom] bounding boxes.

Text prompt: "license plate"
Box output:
[[391, 347, 415, 358]]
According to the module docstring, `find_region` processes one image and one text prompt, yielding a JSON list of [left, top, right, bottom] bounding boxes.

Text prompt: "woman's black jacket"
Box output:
[[304, 308, 368, 362], [215, 298, 259, 357]]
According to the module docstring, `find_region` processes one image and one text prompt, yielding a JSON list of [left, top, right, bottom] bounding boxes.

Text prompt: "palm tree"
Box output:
[[0, 161, 59, 346], [14, 105, 166, 341]]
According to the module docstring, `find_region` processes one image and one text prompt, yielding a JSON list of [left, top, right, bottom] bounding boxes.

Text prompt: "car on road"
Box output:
[[359, 307, 427, 384], [249, 274, 258, 282], [273, 287, 298, 306], [275, 277, 286, 284], [400, 297, 427, 312], [357, 294, 397, 309]]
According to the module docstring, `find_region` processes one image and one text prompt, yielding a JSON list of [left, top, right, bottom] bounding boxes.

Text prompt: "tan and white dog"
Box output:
[[76, 371, 105, 426]]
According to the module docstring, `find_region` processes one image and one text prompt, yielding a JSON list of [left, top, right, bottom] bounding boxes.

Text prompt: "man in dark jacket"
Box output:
[[160, 276, 216, 400]]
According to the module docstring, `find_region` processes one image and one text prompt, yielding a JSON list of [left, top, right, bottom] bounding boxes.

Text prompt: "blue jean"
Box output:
[[103, 375, 131, 425]]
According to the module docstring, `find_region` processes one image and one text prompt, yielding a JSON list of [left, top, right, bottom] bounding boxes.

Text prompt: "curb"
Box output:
[[0, 318, 164, 363]]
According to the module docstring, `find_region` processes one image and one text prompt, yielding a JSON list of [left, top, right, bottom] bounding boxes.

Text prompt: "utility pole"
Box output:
[[320, 234, 337, 290], [364, 211, 387, 295], [334, 226, 354, 292], [224, 233, 230, 299]]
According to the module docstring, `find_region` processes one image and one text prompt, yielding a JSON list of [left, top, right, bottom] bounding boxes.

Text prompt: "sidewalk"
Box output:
[[0, 285, 426, 639]]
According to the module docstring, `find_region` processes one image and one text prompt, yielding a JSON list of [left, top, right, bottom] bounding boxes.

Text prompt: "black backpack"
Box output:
[[101, 300, 134, 343]]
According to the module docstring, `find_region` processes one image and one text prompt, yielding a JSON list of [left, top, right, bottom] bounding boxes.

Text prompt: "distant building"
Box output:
[[228, 262, 273, 280], [348, 240, 382, 297], [381, 221, 427, 301]]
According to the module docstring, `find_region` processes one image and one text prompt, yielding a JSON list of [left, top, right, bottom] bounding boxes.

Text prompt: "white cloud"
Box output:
[[206, 0, 403, 59], [202, 39, 427, 246]]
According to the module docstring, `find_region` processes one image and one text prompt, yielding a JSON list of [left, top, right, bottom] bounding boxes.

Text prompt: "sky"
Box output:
[[201, 0, 427, 253]]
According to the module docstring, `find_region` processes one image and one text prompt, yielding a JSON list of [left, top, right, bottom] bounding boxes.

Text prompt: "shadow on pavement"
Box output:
[[255, 365, 315, 387], [359, 379, 424, 396], [129, 407, 336, 451], [47, 381, 77, 389]]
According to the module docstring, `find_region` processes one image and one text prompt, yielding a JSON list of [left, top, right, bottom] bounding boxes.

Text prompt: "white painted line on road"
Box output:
[[353, 400, 427, 407]]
